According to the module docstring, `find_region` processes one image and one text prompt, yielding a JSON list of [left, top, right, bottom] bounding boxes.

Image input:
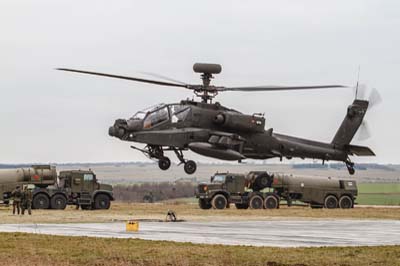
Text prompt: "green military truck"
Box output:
[[0, 165, 114, 210], [196, 171, 357, 209], [196, 171, 279, 210]]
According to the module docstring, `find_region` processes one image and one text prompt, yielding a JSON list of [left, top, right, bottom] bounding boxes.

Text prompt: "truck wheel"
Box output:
[[32, 194, 50, 209], [339, 195, 353, 209], [324, 195, 338, 209], [211, 194, 227, 210], [249, 195, 263, 209], [235, 203, 249, 209], [50, 194, 67, 210], [94, 194, 111, 210], [264, 195, 279, 209], [198, 199, 212, 209]]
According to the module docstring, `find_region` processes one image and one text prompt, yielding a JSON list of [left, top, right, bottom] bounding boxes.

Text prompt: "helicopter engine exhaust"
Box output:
[[188, 142, 245, 161], [213, 113, 265, 133]]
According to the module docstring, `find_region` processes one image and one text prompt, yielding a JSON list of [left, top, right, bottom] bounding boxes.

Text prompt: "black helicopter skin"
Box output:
[[57, 63, 375, 175]]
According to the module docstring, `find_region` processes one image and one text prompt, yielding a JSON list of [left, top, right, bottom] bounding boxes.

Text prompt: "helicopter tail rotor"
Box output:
[[353, 85, 382, 141]]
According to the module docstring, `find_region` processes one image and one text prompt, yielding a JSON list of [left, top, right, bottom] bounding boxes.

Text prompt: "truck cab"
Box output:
[[57, 170, 114, 210]]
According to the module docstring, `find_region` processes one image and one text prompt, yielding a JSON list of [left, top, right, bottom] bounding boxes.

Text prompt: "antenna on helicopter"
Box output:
[[355, 65, 361, 99]]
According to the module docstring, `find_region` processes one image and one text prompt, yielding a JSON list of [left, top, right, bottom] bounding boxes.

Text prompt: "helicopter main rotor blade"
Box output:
[[56, 68, 190, 88], [217, 85, 347, 92], [140, 71, 189, 86]]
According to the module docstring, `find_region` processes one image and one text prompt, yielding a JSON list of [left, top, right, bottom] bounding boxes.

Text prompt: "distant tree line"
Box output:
[[113, 182, 197, 202]]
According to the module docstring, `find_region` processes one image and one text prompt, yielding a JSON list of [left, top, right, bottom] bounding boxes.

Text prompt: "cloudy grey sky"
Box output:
[[0, 0, 398, 164]]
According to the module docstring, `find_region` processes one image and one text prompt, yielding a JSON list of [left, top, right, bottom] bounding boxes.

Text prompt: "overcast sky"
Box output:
[[0, 0, 399, 164]]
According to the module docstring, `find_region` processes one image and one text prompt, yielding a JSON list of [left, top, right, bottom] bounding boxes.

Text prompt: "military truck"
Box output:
[[196, 171, 357, 210], [196, 171, 279, 210], [0, 165, 114, 210]]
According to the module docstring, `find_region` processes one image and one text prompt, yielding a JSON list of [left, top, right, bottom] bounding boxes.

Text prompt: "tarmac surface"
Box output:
[[1, 219, 400, 247]]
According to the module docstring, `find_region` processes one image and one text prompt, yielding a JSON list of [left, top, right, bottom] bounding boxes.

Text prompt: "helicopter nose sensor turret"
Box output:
[[109, 119, 127, 138]]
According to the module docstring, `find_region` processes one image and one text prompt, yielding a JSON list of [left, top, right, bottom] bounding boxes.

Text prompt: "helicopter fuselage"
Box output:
[[109, 100, 354, 166], [57, 63, 375, 175]]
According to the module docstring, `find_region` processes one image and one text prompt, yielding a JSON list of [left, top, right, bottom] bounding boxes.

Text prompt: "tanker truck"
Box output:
[[196, 171, 357, 210], [0, 165, 114, 210]]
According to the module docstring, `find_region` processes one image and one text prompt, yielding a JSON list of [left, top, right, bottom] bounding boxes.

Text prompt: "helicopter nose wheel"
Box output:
[[158, 157, 171, 171], [184, 160, 197, 175]]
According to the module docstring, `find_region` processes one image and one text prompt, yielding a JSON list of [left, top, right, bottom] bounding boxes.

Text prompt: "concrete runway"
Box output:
[[1, 220, 399, 247]]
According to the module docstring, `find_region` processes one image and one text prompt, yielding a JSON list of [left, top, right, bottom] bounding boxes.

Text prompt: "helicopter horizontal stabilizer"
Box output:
[[345, 145, 375, 156]]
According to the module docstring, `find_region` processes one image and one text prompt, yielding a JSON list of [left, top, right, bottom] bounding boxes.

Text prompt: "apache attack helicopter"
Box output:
[[57, 63, 376, 175]]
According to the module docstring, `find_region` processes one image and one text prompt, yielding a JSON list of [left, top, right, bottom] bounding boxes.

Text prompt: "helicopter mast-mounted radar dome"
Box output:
[[193, 63, 222, 74]]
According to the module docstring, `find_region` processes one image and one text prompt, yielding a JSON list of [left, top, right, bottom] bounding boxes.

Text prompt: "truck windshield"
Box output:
[[212, 175, 226, 183]]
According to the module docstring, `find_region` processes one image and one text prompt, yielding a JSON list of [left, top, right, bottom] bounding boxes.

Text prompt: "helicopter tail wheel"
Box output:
[[184, 160, 197, 175], [158, 157, 171, 171], [345, 160, 355, 175]]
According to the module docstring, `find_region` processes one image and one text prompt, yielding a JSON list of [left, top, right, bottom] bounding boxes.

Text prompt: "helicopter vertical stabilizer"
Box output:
[[331, 99, 369, 147]]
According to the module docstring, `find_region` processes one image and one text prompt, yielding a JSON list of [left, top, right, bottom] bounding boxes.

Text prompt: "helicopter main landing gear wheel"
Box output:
[[173, 148, 197, 175], [158, 157, 171, 171], [184, 160, 197, 175]]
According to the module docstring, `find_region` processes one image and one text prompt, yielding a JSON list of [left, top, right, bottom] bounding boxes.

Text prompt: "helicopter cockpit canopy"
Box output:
[[131, 104, 165, 120], [132, 103, 191, 129]]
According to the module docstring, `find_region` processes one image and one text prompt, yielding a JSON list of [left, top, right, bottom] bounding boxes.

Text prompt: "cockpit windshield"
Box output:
[[143, 105, 169, 129], [169, 104, 190, 123], [132, 111, 146, 120], [212, 175, 226, 183], [131, 104, 165, 120], [132, 103, 191, 129]]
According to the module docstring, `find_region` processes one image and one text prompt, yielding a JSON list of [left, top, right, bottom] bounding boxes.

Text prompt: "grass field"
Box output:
[[0, 233, 399, 266], [357, 183, 400, 205]]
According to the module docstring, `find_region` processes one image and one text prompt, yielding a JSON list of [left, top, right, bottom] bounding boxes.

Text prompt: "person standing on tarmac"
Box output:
[[21, 186, 33, 215], [11, 185, 22, 215]]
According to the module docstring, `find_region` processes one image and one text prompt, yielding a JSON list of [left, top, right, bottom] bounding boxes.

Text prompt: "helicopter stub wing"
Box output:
[[132, 128, 210, 148], [131, 127, 246, 161]]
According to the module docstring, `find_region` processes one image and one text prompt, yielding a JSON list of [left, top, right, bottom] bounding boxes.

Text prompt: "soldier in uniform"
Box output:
[[21, 186, 33, 215], [11, 185, 22, 215]]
